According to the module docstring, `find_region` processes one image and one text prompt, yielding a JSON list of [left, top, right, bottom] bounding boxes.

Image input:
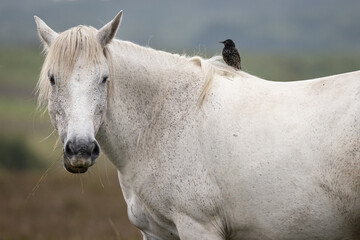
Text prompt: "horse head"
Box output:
[[34, 11, 122, 173]]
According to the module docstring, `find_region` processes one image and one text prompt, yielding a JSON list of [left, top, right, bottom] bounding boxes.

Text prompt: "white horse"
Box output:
[[34, 11, 360, 239]]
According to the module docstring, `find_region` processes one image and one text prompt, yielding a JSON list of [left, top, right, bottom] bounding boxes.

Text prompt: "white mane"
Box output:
[[36, 25, 255, 109]]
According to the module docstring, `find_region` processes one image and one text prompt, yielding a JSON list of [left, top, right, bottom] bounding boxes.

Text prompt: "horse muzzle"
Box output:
[[63, 138, 100, 174]]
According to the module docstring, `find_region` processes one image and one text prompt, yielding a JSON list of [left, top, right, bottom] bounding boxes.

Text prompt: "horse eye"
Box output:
[[49, 75, 55, 86], [102, 75, 109, 84]]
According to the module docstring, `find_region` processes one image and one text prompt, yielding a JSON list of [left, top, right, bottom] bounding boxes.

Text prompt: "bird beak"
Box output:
[[218, 41, 224, 44]]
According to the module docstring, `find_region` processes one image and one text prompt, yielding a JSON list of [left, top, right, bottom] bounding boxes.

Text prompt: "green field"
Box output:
[[0, 47, 359, 239], [243, 51, 360, 81]]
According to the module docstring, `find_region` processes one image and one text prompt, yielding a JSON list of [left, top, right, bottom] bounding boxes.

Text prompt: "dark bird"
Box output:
[[219, 39, 241, 70]]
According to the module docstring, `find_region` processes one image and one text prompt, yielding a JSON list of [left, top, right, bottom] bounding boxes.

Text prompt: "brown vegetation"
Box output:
[[0, 164, 142, 240]]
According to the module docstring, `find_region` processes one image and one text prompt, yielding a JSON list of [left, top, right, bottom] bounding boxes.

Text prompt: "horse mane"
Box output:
[[108, 39, 253, 107], [190, 55, 249, 107], [36, 24, 254, 109], [36, 25, 111, 108]]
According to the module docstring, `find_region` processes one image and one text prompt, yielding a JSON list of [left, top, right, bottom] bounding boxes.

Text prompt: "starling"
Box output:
[[219, 39, 241, 70]]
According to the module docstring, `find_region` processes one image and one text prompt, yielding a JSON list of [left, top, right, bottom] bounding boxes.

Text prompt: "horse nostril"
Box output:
[[65, 139, 99, 160], [91, 141, 100, 159], [65, 141, 75, 158]]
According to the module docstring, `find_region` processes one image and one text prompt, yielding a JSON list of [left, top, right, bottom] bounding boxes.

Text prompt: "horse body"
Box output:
[[102, 43, 360, 238], [100, 39, 360, 239], [35, 11, 360, 239]]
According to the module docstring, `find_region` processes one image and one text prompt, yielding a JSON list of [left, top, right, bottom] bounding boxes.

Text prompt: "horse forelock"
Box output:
[[36, 25, 112, 109]]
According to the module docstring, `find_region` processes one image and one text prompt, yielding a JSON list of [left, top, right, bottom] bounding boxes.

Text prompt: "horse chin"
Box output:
[[63, 155, 90, 174]]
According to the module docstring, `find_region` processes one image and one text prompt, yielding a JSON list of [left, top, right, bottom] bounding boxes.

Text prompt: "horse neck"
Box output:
[[98, 40, 204, 169]]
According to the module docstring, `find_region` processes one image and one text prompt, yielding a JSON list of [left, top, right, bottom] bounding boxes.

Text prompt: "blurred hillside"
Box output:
[[1, 0, 360, 53]]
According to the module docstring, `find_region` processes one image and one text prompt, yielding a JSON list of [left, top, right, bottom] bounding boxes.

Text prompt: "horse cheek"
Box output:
[[48, 101, 58, 130]]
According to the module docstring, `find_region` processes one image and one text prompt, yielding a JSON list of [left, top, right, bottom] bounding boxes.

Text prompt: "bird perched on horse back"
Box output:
[[219, 39, 241, 70]]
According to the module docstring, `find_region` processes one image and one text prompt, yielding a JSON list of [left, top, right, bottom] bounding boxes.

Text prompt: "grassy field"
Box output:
[[0, 47, 359, 239]]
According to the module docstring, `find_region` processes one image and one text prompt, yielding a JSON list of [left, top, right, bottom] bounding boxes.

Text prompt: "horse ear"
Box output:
[[97, 10, 123, 48], [34, 16, 59, 48]]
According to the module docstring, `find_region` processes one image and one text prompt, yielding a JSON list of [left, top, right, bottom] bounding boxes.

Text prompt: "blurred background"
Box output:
[[0, 0, 360, 239]]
